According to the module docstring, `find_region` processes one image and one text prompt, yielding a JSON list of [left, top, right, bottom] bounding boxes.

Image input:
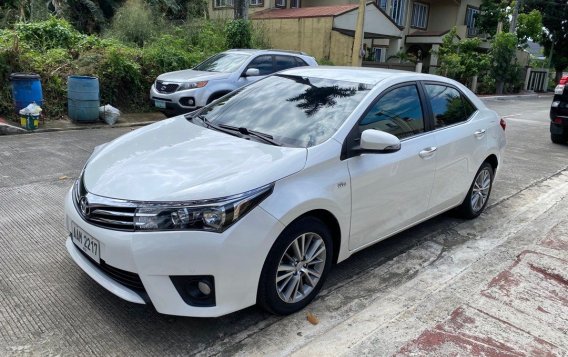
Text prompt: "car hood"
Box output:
[[157, 69, 231, 83], [83, 117, 307, 201]]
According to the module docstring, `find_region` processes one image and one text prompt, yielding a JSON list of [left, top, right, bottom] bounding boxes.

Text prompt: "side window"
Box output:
[[295, 57, 308, 67], [247, 55, 274, 76], [425, 84, 474, 128], [360, 85, 425, 139], [275, 55, 298, 71]]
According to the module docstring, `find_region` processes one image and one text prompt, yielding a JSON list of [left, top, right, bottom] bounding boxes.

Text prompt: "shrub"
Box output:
[[225, 19, 251, 49], [107, 0, 161, 47], [15, 17, 84, 51], [97, 47, 145, 110], [142, 34, 203, 78]]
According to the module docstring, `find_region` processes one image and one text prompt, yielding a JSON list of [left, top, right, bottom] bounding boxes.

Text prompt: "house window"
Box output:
[[290, 0, 300, 8], [465, 6, 480, 36], [250, 0, 263, 5], [377, 0, 387, 10], [275, 0, 286, 7], [411, 2, 428, 29], [390, 0, 407, 27], [214, 0, 234, 7]]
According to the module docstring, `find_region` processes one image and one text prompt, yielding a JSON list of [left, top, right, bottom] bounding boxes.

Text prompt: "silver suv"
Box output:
[[150, 49, 318, 116]]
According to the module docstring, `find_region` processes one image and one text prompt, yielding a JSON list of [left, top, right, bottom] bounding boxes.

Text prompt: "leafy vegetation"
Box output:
[[0, 14, 269, 119], [434, 28, 490, 87]]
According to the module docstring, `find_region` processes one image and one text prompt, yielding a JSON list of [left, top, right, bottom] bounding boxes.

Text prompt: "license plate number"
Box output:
[[154, 100, 166, 109], [70, 221, 100, 263]]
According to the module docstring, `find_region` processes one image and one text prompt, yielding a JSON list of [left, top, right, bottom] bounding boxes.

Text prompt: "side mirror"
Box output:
[[360, 129, 401, 153], [244, 68, 260, 77]]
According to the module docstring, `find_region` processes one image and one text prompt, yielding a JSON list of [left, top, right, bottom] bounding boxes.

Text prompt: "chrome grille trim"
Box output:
[[155, 80, 180, 94]]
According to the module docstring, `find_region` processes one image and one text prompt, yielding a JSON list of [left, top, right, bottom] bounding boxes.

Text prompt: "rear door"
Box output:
[[421, 82, 488, 213]]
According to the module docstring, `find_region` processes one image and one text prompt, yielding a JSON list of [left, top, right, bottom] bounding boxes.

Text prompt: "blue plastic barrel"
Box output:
[[68, 76, 100, 122], [10, 73, 43, 113]]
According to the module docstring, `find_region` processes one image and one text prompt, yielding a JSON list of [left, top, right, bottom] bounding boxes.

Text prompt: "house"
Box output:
[[209, 0, 483, 70]]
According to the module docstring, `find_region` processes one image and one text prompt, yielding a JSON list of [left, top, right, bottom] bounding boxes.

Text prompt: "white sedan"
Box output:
[[64, 67, 506, 317]]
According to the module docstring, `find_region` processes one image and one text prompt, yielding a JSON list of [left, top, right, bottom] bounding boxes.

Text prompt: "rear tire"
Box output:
[[257, 217, 333, 315], [551, 133, 566, 144], [456, 162, 494, 219]]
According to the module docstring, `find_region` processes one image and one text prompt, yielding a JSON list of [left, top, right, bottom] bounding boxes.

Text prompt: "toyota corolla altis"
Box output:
[[65, 67, 506, 317]]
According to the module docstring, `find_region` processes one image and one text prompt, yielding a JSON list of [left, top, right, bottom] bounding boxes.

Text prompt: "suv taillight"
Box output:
[[500, 118, 506, 131]]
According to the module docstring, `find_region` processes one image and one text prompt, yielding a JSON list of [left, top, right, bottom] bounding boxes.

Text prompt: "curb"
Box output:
[[479, 93, 552, 101], [0, 120, 159, 136]]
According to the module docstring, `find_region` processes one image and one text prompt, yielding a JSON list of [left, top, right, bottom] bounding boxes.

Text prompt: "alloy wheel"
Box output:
[[471, 167, 491, 213], [275, 232, 327, 304]]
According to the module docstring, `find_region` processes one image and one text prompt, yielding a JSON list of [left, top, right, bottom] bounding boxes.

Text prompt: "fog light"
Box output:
[[170, 275, 216, 307], [198, 281, 212, 295]]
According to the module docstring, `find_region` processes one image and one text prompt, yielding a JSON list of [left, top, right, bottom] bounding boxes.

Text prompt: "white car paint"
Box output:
[[65, 67, 506, 317]]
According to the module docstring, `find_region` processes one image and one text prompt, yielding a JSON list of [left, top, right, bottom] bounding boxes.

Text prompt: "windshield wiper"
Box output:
[[192, 115, 244, 138], [217, 123, 282, 146]]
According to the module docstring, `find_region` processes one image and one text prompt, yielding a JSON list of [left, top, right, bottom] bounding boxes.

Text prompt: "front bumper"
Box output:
[[150, 84, 210, 115], [64, 189, 285, 317]]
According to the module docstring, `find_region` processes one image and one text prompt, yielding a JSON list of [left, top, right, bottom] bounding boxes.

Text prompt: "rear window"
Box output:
[[425, 84, 477, 128]]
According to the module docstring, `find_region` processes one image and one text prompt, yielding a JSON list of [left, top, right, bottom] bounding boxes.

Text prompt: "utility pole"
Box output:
[[351, 0, 366, 66], [510, 0, 522, 34]]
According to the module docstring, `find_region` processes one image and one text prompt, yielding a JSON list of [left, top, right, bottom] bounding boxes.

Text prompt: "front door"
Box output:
[[347, 84, 437, 250]]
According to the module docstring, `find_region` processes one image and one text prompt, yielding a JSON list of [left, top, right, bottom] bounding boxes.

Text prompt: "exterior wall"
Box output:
[[252, 17, 334, 60], [427, 2, 459, 32], [330, 30, 354, 65]]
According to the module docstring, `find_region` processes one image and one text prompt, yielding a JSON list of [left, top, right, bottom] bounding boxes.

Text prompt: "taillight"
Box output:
[[500, 118, 506, 131], [553, 117, 563, 124]]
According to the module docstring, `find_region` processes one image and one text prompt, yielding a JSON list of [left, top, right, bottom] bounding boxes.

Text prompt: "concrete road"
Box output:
[[0, 95, 566, 356]]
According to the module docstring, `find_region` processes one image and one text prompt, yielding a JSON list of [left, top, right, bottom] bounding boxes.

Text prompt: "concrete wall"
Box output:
[[330, 30, 354, 65], [252, 17, 334, 60]]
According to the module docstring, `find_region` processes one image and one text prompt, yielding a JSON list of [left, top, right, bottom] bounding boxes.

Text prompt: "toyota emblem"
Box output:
[[79, 197, 90, 216]]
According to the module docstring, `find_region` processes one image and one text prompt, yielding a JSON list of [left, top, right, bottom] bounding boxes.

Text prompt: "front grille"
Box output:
[[76, 247, 145, 291], [88, 207, 136, 230], [73, 179, 136, 231], [155, 80, 179, 94]]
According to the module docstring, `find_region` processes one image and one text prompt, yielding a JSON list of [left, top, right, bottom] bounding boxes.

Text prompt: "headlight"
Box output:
[[178, 81, 208, 91], [133, 183, 273, 232]]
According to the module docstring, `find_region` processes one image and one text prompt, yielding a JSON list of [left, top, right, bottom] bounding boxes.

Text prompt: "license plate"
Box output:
[[154, 100, 166, 109], [70, 221, 101, 264]]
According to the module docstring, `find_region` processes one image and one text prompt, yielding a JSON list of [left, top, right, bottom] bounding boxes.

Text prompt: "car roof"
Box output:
[[225, 49, 310, 56], [278, 66, 455, 86]]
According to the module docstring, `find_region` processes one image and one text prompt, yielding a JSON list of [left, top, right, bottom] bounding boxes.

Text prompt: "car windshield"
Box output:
[[196, 74, 373, 148], [193, 53, 251, 73]]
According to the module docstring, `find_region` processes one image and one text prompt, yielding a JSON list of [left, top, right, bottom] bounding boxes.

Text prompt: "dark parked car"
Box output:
[[550, 82, 568, 144]]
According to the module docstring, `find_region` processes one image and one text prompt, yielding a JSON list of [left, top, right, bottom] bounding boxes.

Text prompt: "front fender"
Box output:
[[259, 141, 353, 263]]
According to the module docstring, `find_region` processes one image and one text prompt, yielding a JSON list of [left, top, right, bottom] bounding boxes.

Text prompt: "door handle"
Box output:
[[474, 129, 486, 138], [419, 146, 437, 159]]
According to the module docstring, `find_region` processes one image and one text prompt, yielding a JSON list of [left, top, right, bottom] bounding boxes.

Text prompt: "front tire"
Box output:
[[257, 217, 333, 315], [456, 162, 494, 219]]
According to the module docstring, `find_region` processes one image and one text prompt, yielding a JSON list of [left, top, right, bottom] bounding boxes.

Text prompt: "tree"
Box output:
[[491, 32, 518, 94], [435, 28, 490, 86], [516, 9, 542, 47], [524, 0, 568, 82], [477, 0, 509, 38]]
